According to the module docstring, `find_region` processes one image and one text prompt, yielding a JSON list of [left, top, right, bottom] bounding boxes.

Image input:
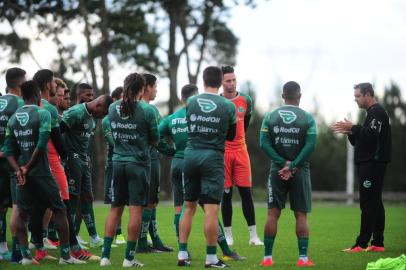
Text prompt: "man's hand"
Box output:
[[278, 161, 293, 181], [330, 118, 353, 134], [16, 168, 26, 186]]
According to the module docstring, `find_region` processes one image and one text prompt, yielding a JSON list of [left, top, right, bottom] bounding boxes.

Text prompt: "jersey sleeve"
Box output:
[[243, 93, 253, 116], [48, 104, 60, 128], [37, 109, 52, 150], [259, 112, 286, 166], [102, 116, 114, 147], [17, 97, 25, 108], [3, 122, 18, 157], [158, 116, 170, 137], [145, 106, 159, 143], [289, 112, 317, 169]]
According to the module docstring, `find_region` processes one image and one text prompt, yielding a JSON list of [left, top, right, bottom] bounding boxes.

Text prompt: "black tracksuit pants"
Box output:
[[355, 161, 386, 248]]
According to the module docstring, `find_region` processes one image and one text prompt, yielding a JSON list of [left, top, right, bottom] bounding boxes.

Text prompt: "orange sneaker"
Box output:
[[71, 249, 101, 261], [366, 245, 385, 252], [259, 258, 273, 266], [341, 246, 366, 253], [34, 249, 57, 261], [297, 259, 315, 267], [47, 239, 60, 247]]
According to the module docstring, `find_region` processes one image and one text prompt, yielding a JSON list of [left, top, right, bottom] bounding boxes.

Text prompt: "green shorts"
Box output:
[[148, 158, 160, 204], [171, 157, 184, 207], [17, 175, 65, 212], [183, 148, 224, 204], [112, 161, 149, 207], [104, 160, 113, 204], [0, 159, 11, 208], [65, 152, 93, 201], [267, 163, 312, 213]]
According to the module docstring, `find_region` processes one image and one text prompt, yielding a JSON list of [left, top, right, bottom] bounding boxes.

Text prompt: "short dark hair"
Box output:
[[181, 84, 198, 101], [354, 82, 374, 97], [111, 86, 123, 100], [142, 73, 157, 87], [75, 83, 93, 95], [282, 81, 301, 100], [6, 67, 26, 89], [33, 69, 54, 91], [203, 66, 222, 88], [221, 66, 234, 75], [101, 94, 114, 108], [21, 80, 40, 101]]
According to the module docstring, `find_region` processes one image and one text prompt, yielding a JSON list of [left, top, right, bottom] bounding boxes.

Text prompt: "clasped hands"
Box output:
[[278, 161, 298, 181]]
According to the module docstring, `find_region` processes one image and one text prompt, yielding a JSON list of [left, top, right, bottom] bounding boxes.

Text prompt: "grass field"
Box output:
[[1, 203, 405, 270]]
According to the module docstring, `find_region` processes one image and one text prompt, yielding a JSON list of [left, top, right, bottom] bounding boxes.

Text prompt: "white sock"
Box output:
[[264, 255, 272, 260], [248, 225, 258, 239], [178, 251, 189, 260], [299, 256, 308, 262], [0, 242, 8, 252], [206, 254, 219, 264], [224, 227, 232, 238]]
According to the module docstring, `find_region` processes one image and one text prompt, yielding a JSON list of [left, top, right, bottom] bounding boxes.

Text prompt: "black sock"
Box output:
[[238, 186, 256, 226]]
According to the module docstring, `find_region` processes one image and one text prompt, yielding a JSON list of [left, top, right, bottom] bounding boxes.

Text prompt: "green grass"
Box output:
[[1, 203, 406, 269]]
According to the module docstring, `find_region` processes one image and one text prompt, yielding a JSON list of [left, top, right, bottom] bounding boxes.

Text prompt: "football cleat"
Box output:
[[205, 259, 229, 268], [259, 258, 273, 267], [71, 249, 100, 261], [341, 245, 366, 253], [249, 237, 264, 246], [100, 257, 111, 266], [222, 251, 246, 261], [366, 245, 385, 252], [59, 256, 86, 264], [122, 258, 144, 267], [35, 249, 57, 261], [115, 234, 126, 245], [297, 258, 315, 267]]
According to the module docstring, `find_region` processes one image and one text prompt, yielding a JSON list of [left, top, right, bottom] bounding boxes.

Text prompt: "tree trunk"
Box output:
[[99, 0, 110, 95], [79, 0, 98, 92], [167, 5, 180, 114]]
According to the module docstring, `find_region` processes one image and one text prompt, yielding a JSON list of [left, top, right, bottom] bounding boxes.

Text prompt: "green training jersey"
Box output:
[[186, 93, 236, 151], [0, 94, 24, 151], [147, 102, 161, 160], [159, 107, 188, 158], [61, 103, 95, 159], [102, 115, 114, 161], [108, 100, 159, 164], [260, 105, 317, 169], [4, 105, 52, 176], [41, 99, 59, 129]]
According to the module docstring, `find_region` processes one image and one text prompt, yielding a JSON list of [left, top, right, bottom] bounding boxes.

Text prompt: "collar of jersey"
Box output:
[[4, 93, 19, 98], [83, 103, 92, 116], [202, 91, 219, 96], [22, 104, 38, 108]]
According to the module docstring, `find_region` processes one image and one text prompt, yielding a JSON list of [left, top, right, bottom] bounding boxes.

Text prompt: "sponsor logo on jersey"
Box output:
[[189, 114, 220, 123], [363, 180, 372, 188], [16, 112, 29, 126], [238, 106, 244, 113], [111, 121, 137, 130], [278, 110, 297, 124], [171, 117, 187, 125], [0, 99, 8, 111], [197, 98, 217, 113], [274, 136, 299, 145], [273, 125, 300, 134], [171, 127, 188, 134]]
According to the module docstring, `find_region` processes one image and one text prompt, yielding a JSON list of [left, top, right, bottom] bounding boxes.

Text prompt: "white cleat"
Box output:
[[59, 256, 87, 264], [100, 257, 112, 266], [115, 234, 126, 245], [43, 238, 57, 250], [21, 258, 40, 265], [249, 237, 264, 246], [76, 235, 89, 245], [123, 258, 144, 267]]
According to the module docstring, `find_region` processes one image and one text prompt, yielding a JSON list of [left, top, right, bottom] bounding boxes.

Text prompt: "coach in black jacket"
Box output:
[[331, 82, 391, 252]]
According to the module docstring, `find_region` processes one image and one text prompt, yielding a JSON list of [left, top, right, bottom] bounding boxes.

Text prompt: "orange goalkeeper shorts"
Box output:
[[47, 140, 69, 200], [224, 148, 252, 188]]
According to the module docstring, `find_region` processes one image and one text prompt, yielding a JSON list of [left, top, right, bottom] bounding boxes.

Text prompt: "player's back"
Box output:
[[160, 107, 188, 158], [266, 105, 314, 162], [108, 100, 159, 165], [7, 105, 52, 176], [186, 93, 235, 152], [0, 94, 24, 147]]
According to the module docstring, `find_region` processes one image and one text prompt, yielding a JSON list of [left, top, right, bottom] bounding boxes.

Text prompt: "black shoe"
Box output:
[[153, 244, 174, 252], [137, 246, 162, 253], [205, 259, 229, 268], [178, 259, 191, 266]]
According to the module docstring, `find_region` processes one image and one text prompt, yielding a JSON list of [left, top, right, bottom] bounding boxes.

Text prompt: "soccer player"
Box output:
[[100, 73, 159, 267], [137, 73, 172, 253], [4, 80, 84, 265], [0, 68, 26, 262], [177, 66, 236, 268], [331, 83, 391, 252], [159, 84, 244, 262], [75, 83, 94, 104], [259, 81, 317, 267], [61, 93, 112, 249], [102, 86, 126, 245], [60, 88, 71, 113], [220, 66, 262, 246]]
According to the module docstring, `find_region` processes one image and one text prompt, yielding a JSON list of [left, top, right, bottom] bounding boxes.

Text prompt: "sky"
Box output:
[[1, 0, 406, 122]]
